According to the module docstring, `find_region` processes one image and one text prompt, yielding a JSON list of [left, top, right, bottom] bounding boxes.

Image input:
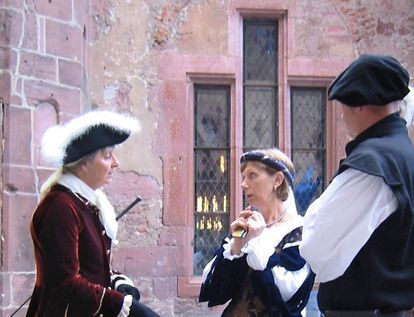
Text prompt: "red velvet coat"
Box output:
[[27, 184, 124, 317]]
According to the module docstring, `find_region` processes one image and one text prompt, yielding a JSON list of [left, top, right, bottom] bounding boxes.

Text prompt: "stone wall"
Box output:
[[0, 0, 90, 315], [1, 0, 413, 316]]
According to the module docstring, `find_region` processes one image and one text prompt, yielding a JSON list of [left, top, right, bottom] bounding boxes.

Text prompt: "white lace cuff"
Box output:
[[117, 295, 132, 317], [222, 238, 245, 260]]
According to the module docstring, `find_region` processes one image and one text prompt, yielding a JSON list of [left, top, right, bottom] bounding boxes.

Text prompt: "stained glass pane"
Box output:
[[292, 90, 325, 149], [244, 86, 277, 148], [193, 85, 230, 276], [195, 87, 229, 148], [244, 21, 277, 83], [243, 20, 278, 150], [292, 151, 324, 214], [291, 87, 326, 214]]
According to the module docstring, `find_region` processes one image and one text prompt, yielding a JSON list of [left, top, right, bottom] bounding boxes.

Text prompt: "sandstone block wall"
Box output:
[[1, 0, 413, 316]]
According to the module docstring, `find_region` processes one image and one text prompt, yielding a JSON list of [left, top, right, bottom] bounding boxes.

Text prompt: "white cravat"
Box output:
[[58, 173, 119, 243]]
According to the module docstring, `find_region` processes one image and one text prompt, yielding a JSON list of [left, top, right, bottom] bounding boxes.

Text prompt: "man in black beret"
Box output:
[[300, 54, 414, 317]]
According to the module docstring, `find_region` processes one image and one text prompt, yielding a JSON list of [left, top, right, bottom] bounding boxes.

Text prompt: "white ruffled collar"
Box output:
[[58, 173, 118, 243]]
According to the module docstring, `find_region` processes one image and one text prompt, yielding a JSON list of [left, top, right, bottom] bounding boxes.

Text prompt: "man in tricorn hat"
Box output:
[[299, 54, 414, 317], [27, 110, 159, 317]]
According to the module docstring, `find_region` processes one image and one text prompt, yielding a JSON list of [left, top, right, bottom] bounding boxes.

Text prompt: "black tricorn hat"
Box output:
[[41, 110, 140, 166], [328, 54, 410, 107]]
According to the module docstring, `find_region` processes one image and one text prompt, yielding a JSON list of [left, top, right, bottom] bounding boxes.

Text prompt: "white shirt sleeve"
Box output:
[[299, 168, 398, 283]]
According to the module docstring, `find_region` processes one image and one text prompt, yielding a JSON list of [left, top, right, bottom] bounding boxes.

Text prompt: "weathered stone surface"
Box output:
[[18, 51, 57, 81], [0, 47, 14, 70], [59, 59, 84, 88], [33, 0, 73, 21], [2, 0, 414, 315], [45, 20, 84, 61], [111, 246, 184, 278], [177, 0, 228, 54], [295, 0, 353, 58], [158, 226, 186, 246], [2, 193, 37, 271], [0, 273, 11, 307], [24, 79, 81, 114], [11, 273, 34, 306], [154, 277, 177, 299], [0, 9, 22, 48], [3, 106, 31, 165], [21, 6, 38, 50], [0, 71, 11, 104], [3, 166, 36, 194], [329, 0, 414, 74]]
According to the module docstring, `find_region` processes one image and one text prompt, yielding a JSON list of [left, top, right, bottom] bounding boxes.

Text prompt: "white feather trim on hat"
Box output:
[[400, 86, 414, 127], [41, 110, 140, 167]]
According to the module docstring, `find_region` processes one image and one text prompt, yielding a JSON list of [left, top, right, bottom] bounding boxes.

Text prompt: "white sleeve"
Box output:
[[201, 256, 216, 283], [272, 262, 311, 301], [299, 168, 398, 283], [243, 225, 310, 301], [242, 234, 276, 271]]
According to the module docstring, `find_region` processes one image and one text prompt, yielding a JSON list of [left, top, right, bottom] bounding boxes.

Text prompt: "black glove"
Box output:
[[129, 298, 160, 317], [117, 283, 140, 301], [110, 273, 140, 301]]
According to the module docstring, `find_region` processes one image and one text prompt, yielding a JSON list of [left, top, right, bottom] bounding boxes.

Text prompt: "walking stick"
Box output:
[[10, 196, 143, 317], [10, 296, 31, 317], [116, 196, 142, 221]]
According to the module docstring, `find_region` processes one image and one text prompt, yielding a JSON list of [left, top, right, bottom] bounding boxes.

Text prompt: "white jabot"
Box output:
[[300, 168, 398, 283], [58, 173, 119, 243]]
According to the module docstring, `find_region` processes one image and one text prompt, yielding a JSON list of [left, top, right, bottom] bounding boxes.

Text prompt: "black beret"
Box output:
[[328, 54, 410, 107]]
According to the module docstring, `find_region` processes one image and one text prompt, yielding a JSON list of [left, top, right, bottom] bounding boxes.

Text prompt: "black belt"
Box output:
[[323, 310, 414, 317]]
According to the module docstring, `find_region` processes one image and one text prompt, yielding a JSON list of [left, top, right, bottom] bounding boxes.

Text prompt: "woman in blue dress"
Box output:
[[199, 148, 315, 317]]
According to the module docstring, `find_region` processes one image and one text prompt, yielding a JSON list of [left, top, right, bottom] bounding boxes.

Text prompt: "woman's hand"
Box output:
[[230, 217, 248, 237], [243, 210, 266, 239], [229, 207, 265, 254], [230, 215, 248, 255]]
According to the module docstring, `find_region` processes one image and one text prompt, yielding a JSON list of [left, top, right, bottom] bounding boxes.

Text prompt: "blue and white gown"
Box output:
[[199, 215, 315, 317]]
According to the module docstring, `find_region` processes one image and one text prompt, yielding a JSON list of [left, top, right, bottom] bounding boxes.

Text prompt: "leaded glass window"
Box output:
[[243, 20, 278, 151], [291, 87, 326, 214], [193, 85, 230, 275]]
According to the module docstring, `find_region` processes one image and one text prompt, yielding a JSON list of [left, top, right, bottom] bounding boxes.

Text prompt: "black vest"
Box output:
[[318, 113, 414, 313]]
